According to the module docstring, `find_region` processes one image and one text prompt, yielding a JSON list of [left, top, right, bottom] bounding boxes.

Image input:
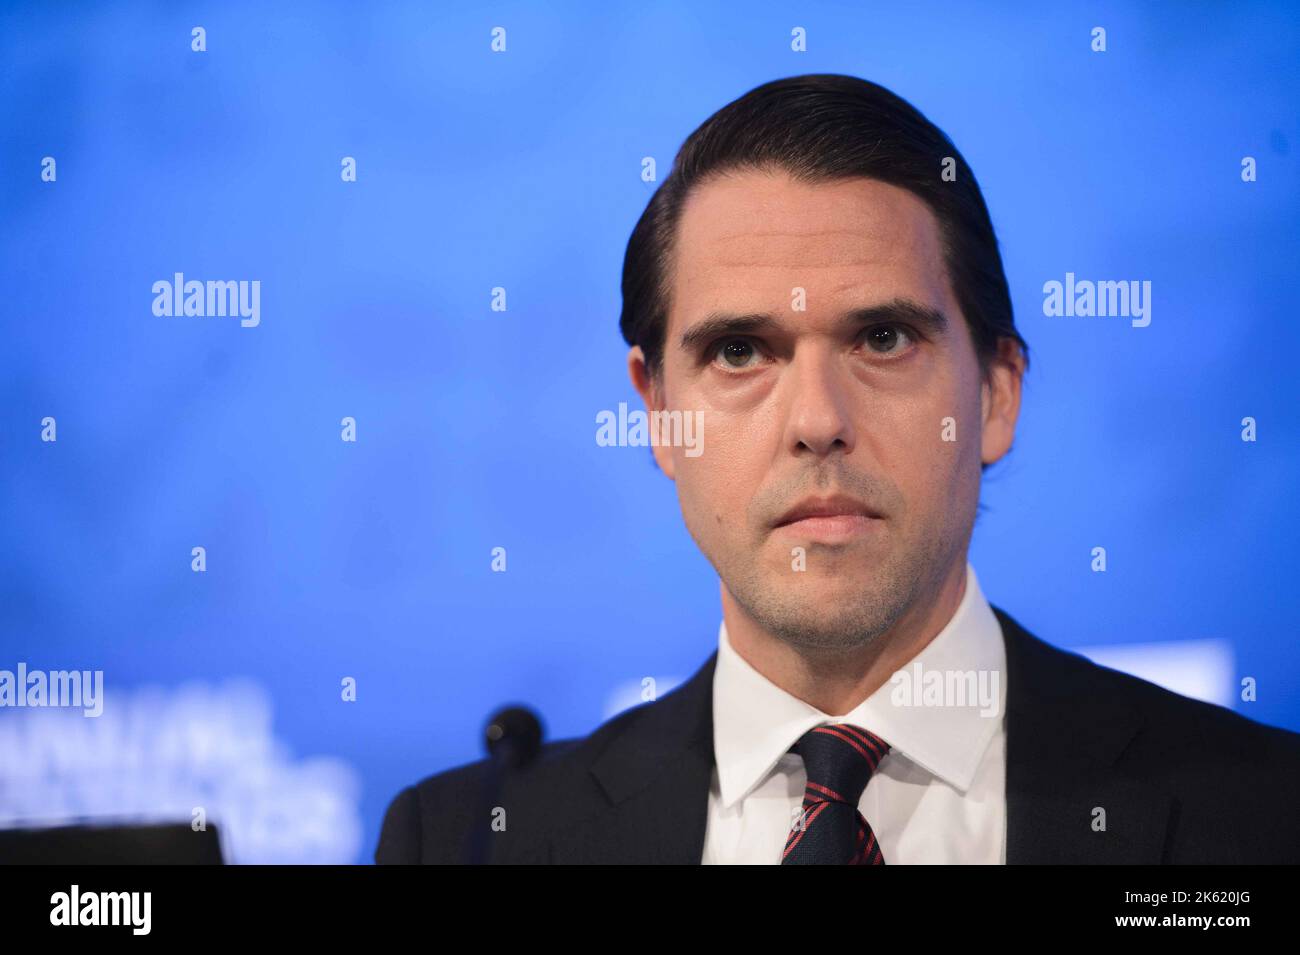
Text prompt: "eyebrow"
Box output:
[[678, 298, 949, 354]]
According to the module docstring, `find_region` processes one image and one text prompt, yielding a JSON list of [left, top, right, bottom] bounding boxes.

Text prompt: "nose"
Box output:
[[780, 346, 856, 459]]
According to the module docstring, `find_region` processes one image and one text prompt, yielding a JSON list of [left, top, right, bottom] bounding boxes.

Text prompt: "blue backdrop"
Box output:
[[2, 1, 1298, 863]]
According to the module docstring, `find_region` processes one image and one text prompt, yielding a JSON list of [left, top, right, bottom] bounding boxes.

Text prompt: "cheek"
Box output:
[[867, 378, 980, 523], [672, 425, 759, 538], [858, 385, 961, 473], [924, 389, 984, 526]]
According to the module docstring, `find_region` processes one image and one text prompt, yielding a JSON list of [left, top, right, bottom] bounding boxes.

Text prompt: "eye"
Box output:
[[861, 323, 915, 356], [712, 337, 765, 371]]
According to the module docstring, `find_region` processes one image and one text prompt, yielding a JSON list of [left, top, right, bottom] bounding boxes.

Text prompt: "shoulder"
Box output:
[[995, 605, 1300, 806], [374, 692, 680, 864]]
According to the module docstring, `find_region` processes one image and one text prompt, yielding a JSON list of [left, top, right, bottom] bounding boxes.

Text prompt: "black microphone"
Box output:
[[465, 705, 543, 864]]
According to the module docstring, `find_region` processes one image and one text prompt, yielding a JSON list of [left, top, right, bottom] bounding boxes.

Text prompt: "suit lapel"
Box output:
[[546, 653, 718, 863], [997, 606, 1174, 863]]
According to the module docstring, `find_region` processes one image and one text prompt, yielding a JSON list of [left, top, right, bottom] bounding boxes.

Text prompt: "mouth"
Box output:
[[772, 494, 885, 544]]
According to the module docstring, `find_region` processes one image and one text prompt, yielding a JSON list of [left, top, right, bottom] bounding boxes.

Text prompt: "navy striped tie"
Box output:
[[782, 723, 891, 865]]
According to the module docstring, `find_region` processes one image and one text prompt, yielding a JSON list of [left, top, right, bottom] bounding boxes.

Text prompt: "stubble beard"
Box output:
[[719, 526, 956, 656]]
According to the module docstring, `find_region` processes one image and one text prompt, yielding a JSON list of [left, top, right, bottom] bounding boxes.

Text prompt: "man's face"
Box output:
[[629, 169, 1021, 651]]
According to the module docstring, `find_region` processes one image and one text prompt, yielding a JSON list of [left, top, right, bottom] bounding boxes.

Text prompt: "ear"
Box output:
[[980, 337, 1026, 466], [627, 345, 677, 479]]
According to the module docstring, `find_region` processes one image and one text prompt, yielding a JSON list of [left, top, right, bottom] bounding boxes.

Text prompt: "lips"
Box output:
[[773, 494, 883, 528]]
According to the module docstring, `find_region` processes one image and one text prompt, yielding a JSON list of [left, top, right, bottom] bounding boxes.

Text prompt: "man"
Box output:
[[376, 74, 1300, 864]]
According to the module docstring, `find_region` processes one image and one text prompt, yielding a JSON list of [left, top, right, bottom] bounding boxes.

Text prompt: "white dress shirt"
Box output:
[[701, 562, 1007, 864]]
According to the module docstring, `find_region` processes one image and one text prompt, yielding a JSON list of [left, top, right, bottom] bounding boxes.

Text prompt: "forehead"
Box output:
[[667, 169, 953, 330]]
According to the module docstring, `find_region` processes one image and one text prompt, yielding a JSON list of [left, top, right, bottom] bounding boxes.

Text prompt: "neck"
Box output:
[[721, 560, 969, 716]]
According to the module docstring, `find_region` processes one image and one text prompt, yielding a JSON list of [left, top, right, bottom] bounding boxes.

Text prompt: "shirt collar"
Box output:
[[712, 561, 1006, 810]]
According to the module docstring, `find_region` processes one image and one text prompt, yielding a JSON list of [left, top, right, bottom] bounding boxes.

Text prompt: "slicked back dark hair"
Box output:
[[619, 73, 1028, 386]]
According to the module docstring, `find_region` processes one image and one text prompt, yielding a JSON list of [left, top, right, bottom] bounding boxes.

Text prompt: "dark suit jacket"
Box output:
[[375, 607, 1300, 863]]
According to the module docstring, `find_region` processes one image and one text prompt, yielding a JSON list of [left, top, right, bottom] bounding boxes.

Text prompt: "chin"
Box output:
[[793, 566, 883, 595]]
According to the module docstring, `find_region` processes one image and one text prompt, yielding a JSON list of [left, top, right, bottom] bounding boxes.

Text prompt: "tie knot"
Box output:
[[790, 723, 890, 806]]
